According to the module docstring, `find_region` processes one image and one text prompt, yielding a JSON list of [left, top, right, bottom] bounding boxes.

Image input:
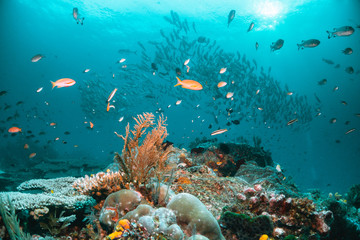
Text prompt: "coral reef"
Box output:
[[167, 193, 225, 240], [99, 189, 144, 228], [114, 113, 174, 190], [73, 171, 126, 198], [346, 184, 360, 209], [219, 210, 273, 240], [0, 177, 94, 210]]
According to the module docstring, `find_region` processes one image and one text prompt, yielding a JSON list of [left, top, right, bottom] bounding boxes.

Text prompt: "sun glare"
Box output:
[[257, 0, 284, 18]]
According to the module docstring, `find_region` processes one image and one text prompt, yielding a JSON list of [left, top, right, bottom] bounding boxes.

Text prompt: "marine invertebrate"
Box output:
[[219, 210, 273, 240], [1, 177, 95, 211], [166, 193, 225, 240], [346, 184, 360, 208], [73, 171, 126, 197], [114, 112, 174, 190], [0, 195, 32, 240], [99, 189, 143, 228], [39, 209, 75, 236]]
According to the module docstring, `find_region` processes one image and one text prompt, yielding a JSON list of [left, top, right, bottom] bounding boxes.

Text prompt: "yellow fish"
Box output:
[[175, 77, 202, 90]]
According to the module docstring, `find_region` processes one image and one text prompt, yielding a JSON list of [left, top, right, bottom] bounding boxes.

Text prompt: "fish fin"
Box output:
[[326, 31, 332, 39], [174, 77, 182, 87], [51, 81, 56, 89]]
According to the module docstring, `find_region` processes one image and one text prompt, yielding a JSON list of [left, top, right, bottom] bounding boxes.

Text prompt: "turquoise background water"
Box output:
[[0, 0, 359, 194]]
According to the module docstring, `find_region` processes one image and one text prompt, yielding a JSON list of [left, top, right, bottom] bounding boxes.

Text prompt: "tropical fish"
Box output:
[[29, 153, 36, 159], [211, 129, 228, 136], [73, 8, 85, 25], [36, 87, 43, 92], [345, 66, 354, 74], [31, 54, 45, 62], [297, 39, 320, 50], [118, 116, 124, 122], [270, 39, 284, 52], [255, 42, 259, 50], [342, 48, 353, 55], [107, 88, 118, 103], [322, 58, 334, 64], [231, 120, 240, 125], [287, 118, 298, 126], [83, 69, 90, 73], [118, 58, 126, 63], [345, 128, 355, 134], [219, 68, 227, 74], [217, 81, 227, 88], [330, 118, 337, 124], [90, 122, 94, 129], [247, 22, 255, 32], [327, 26, 354, 38], [226, 92, 234, 98], [318, 79, 327, 85], [228, 10, 236, 27], [174, 77, 203, 90], [176, 100, 182, 105], [0, 90, 7, 96], [24, 144, 29, 149], [8, 127, 21, 133], [184, 59, 190, 65], [51, 78, 76, 89], [50, 122, 56, 126]]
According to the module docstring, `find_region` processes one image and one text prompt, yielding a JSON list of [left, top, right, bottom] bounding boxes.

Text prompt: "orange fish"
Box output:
[[174, 77, 202, 90], [8, 127, 22, 133], [24, 144, 29, 149], [50, 122, 56, 126], [51, 78, 76, 89], [90, 122, 94, 128], [29, 153, 36, 159], [217, 81, 227, 88]]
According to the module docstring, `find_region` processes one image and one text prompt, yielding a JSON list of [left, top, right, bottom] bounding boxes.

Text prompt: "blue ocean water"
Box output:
[[0, 0, 359, 195]]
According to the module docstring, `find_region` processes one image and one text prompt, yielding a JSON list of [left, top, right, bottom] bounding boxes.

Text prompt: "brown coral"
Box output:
[[114, 112, 174, 190], [73, 171, 126, 197]]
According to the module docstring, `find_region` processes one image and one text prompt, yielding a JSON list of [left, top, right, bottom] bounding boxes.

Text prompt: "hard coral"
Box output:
[[167, 193, 225, 240], [219, 210, 273, 240], [73, 171, 126, 197], [99, 189, 143, 228]]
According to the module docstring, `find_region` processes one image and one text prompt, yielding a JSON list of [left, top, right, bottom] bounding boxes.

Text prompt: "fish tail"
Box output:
[[326, 31, 332, 39], [174, 77, 182, 87], [51, 81, 56, 89]]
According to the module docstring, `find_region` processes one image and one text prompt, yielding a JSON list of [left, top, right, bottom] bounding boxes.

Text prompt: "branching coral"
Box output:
[[114, 112, 173, 190]]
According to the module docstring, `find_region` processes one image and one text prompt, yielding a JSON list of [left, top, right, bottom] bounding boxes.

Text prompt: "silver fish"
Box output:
[[247, 22, 255, 32], [31, 54, 45, 62], [297, 39, 320, 50], [228, 10, 236, 27], [327, 26, 354, 39], [73, 8, 85, 25]]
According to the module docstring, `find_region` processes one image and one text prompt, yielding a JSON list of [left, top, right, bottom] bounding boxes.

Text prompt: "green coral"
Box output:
[[220, 211, 273, 240]]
